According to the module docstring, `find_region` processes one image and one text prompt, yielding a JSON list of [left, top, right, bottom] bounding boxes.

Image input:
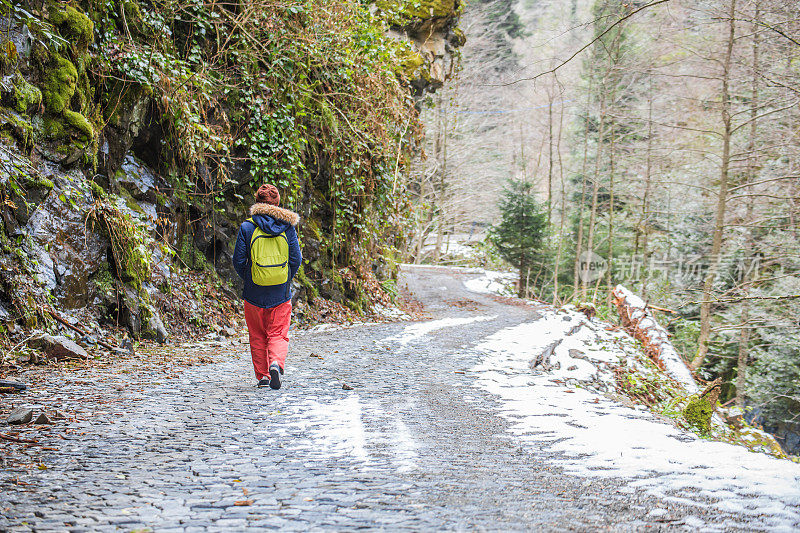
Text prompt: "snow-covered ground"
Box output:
[[462, 269, 517, 296], [472, 308, 800, 530]]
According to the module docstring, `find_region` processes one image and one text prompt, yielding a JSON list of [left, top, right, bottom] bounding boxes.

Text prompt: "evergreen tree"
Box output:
[[489, 179, 548, 297]]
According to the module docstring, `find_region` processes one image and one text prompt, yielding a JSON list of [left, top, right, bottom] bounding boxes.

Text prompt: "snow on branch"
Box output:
[[611, 285, 699, 394]]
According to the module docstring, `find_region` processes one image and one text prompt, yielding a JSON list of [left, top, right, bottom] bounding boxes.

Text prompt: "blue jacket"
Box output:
[[233, 203, 302, 309]]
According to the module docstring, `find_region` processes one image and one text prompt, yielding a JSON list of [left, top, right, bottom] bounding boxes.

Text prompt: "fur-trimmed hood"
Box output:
[[249, 203, 300, 227]]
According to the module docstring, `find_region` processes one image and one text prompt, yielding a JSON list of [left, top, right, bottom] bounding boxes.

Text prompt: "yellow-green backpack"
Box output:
[[248, 218, 289, 286]]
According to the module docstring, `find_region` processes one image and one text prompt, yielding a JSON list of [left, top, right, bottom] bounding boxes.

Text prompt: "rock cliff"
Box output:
[[0, 0, 462, 349]]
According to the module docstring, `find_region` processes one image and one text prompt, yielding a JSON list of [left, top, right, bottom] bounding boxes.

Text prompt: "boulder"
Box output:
[[29, 333, 88, 360], [144, 310, 168, 344], [319, 277, 345, 303], [6, 407, 33, 425], [33, 412, 53, 424]]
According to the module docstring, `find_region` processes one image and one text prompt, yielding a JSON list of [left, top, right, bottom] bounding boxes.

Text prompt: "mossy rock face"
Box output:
[[122, 1, 144, 29], [0, 108, 34, 153], [41, 56, 78, 114], [40, 113, 67, 140], [682, 395, 714, 434], [395, 45, 428, 80], [50, 6, 95, 51], [10, 73, 42, 114], [737, 426, 787, 458]]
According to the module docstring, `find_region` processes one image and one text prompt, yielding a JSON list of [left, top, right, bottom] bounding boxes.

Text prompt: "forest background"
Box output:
[[407, 0, 800, 453]]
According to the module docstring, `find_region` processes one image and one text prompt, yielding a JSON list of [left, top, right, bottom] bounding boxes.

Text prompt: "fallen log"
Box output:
[[0, 380, 26, 392], [611, 285, 698, 394], [47, 308, 119, 352]]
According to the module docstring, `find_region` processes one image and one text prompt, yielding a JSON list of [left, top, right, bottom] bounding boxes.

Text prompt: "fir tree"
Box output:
[[489, 179, 548, 297]]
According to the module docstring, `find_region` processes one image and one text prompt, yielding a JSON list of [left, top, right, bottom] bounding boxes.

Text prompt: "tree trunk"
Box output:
[[637, 74, 654, 296], [573, 83, 593, 300], [553, 87, 566, 305], [583, 89, 606, 300], [518, 257, 528, 298], [547, 93, 554, 226], [692, 0, 737, 371], [736, 0, 760, 407], [433, 93, 447, 263]]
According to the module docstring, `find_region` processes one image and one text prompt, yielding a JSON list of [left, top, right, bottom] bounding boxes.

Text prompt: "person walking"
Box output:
[[233, 184, 302, 389]]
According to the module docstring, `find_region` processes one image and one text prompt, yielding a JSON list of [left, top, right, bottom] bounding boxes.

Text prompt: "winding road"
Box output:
[[1, 265, 798, 531]]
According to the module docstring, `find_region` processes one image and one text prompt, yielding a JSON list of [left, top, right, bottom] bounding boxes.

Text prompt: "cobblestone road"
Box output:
[[0, 266, 771, 531]]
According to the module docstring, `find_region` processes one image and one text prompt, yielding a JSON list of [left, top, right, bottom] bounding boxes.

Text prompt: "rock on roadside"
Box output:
[[28, 334, 89, 360], [6, 407, 33, 425], [33, 412, 53, 425]]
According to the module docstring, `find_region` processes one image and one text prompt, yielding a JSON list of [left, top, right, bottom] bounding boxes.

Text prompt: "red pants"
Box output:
[[244, 300, 292, 380]]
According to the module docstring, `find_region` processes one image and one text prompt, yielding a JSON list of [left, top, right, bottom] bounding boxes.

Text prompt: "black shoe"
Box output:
[[257, 378, 270, 388], [269, 363, 282, 390]]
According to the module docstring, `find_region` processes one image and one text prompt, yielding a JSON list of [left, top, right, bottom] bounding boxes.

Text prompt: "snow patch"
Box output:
[[463, 270, 517, 296], [289, 395, 369, 461], [384, 315, 497, 346], [473, 309, 800, 529]]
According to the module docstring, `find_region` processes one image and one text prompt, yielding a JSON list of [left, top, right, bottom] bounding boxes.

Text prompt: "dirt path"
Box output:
[[0, 265, 793, 531]]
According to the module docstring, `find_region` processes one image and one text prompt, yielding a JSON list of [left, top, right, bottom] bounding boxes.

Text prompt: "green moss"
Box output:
[[139, 300, 153, 323], [450, 27, 466, 46], [295, 267, 319, 301], [63, 109, 93, 139], [22, 173, 54, 190], [89, 180, 105, 198], [0, 108, 34, 152], [122, 1, 143, 27], [41, 114, 67, 139], [119, 187, 145, 215], [0, 41, 17, 74], [92, 264, 115, 297], [50, 6, 94, 51], [303, 217, 323, 241], [179, 235, 211, 271], [377, 0, 456, 23], [41, 55, 77, 114], [735, 426, 787, 458], [92, 200, 152, 290], [12, 74, 42, 114], [682, 395, 714, 435], [395, 46, 430, 82]]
